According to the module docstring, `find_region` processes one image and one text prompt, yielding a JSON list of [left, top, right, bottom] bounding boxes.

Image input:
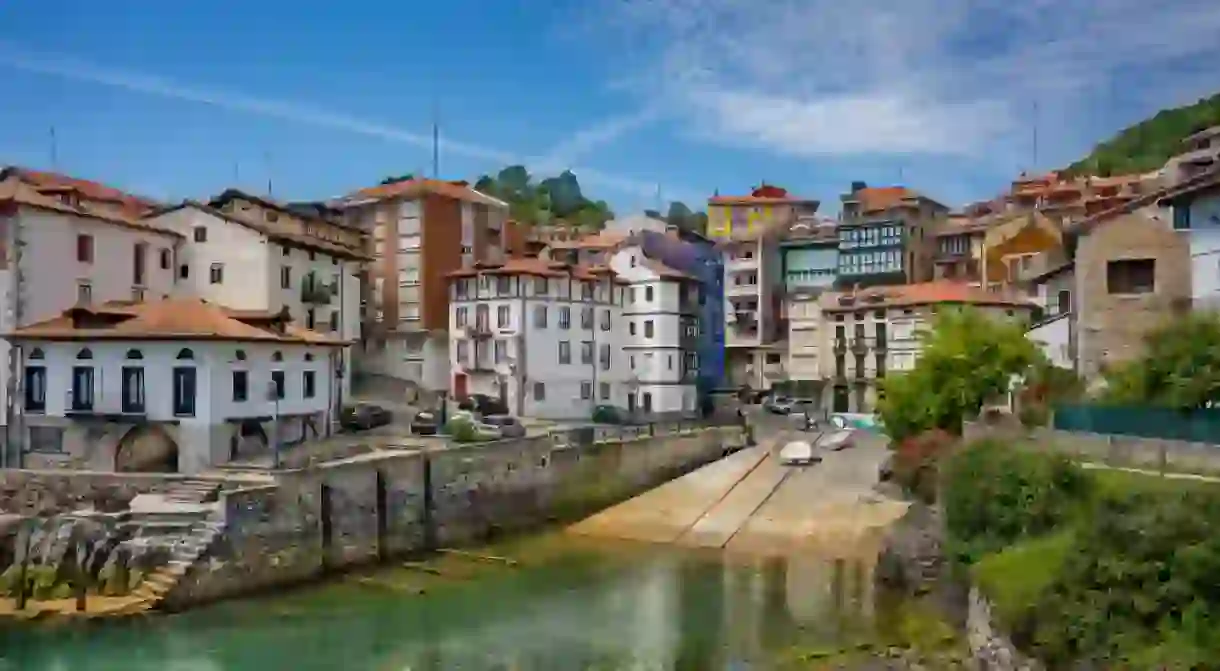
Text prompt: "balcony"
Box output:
[[726, 281, 760, 297], [726, 255, 759, 271], [851, 337, 874, 353], [469, 321, 494, 338]]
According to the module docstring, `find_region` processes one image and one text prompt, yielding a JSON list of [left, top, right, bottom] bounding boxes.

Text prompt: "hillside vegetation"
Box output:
[[1064, 92, 1220, 177]]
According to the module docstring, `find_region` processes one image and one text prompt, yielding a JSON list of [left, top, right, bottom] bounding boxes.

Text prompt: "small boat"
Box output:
[[779, 439, 820, 466], [817, 429, 855, 452]]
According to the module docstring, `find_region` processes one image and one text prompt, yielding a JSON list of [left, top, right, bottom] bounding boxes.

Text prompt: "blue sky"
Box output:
[[1, 0, 1219, 214]]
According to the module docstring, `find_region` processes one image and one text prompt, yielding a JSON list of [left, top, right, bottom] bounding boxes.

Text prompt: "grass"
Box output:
[[972, 531, 1074, 628]]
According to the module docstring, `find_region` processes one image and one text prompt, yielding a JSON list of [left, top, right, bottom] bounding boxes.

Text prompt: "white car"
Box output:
[[779, 439, 821, 466]]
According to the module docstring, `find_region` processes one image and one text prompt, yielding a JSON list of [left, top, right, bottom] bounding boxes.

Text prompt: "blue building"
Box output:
[[639, 229, 726, 406], [836, 181, 947, 287]]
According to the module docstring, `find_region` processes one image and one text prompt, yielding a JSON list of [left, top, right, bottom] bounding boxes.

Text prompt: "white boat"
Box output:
[[818, 429, 855, 451], [779, 439, 820, 466]]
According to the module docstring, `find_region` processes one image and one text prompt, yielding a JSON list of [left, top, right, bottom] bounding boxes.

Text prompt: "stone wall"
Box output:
[[967, 586, 1044, 671], [0, 470, 249, 515], [963, 422, 1220, 474], [162, 426, 744, 609]]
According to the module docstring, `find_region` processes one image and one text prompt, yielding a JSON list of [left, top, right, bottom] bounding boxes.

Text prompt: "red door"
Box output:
[[453, 373, 468, 399]]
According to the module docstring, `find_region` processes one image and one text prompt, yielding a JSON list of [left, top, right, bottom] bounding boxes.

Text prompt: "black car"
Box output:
[[458, 393, 509, 416], [340, 403, 393, 432], [410, 410, 439, 435]]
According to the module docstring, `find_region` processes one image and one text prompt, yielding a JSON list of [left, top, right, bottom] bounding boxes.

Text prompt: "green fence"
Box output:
[[1053, 403, 1220, 444]]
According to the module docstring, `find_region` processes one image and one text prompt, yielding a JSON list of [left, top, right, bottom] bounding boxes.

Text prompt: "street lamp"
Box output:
[[267, 381, 281, 469]]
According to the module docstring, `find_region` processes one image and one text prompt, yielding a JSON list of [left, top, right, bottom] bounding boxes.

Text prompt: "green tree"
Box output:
[[1101, 311, 1220, 409], [1064, 91, 1220, 177], [876, 307, 1043, 442], [379, 173, 415, 185]]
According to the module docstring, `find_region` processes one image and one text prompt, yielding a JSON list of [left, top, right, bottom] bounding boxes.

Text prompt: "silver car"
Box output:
[[483, 415, 527, 438]]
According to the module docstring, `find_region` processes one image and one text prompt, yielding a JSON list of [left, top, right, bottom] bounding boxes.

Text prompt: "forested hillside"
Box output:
[[1064, 92, 1220, 176]]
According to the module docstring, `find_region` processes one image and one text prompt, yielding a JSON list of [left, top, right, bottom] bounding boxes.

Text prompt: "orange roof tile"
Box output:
[[0, 177, 182, 238], [0, 166, 159, 215], [342, 178, 507, 208], [821, 281, 1033, 311], [709, 184, 818, 206], [147, 202, 369, 260], [850, 186, 921, 213], [8, 298, 348, 345], [547, 230, 630, 250], [447, 258, 628, 284]]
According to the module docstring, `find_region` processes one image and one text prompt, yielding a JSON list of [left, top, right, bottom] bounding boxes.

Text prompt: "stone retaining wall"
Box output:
[[162, 426, 745, 608], [967, 586, 1044, 671], [963, 422, 1220, 474], [0, 470, 249, 515]]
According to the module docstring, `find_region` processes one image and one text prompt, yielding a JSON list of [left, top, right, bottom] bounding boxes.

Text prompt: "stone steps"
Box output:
[[119, 515, 226, 615]]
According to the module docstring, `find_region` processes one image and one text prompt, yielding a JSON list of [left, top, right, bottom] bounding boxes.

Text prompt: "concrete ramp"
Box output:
[[566, 445, 770, 543], [567, 432, 910, 559]]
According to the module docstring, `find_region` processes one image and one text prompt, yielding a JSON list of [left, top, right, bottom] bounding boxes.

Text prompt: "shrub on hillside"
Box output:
[[892, 429, 956, 503], [941, 439, 1091, 565]]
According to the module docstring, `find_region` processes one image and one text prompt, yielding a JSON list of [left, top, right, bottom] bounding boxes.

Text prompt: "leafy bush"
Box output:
[[443, 417, 480, 443], [892, 430, 956, 503], [942, 439, 1091, 565]]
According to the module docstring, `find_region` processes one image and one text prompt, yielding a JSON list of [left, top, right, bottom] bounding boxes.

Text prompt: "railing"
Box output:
[[547, 416, 741, 448], [1053, 403, 1220, 445]]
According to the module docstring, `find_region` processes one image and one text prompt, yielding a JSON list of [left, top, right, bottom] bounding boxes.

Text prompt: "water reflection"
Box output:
[[2, 543, 887, 671]]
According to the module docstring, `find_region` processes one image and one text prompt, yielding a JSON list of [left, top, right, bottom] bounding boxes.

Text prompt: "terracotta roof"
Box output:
[[8, 298, 347, 345], [146, 202, 370, 261], [547, 229, 630, 250], [0, 177, 182, 238], [209, 189, 353, 228], [709, 184, 818, 207], [820, 281, 1033, 312], [842, 186, 924, 213], [340, 178, 507, 208], [447, 257, 628, 284], [0, 166, 159, 215]]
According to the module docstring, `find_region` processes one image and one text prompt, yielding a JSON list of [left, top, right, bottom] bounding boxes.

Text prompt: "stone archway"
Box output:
[[115, 425, 179, 473], [229, 420, 269, 461]]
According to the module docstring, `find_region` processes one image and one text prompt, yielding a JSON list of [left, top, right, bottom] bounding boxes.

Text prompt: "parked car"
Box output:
[[470, 421, 502, 441], [483, 415, 526, 438], [764, 397, 795, 415], [592, 405, 630, 425], [817, 429, 855, 451], [410, 410, 439, 436], [340, 403, 393, 431], [458, 393, 509, 417]]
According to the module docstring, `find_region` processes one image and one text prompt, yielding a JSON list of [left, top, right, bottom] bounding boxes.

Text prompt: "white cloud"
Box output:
[[596, 0, 1220, 162], [533, 106, 665, 168], [0, 42, 689, 200]]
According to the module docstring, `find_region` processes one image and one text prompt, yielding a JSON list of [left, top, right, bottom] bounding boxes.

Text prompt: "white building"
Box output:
[[786, 290, 824, 390], [0, 177, 181, 452], [8, 298, 346, 474], [723, 228, 786, 390], [447, 258, 630, 420], [144, 198, 364, 402], [609, 244, 700, 417]]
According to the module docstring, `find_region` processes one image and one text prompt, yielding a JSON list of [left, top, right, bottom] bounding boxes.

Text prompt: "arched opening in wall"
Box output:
[[229, 420, 269, 461], [115, 425, 179, 473]]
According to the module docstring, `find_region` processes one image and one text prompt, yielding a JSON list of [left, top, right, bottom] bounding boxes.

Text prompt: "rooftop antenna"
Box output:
[[1031, 100, 1040, 171], [49, 126, 58, 170], [431, 99, 440, 179], [655, 183, 664, 213], [232, 162, 240, 185], [264, 150, 274, 198]]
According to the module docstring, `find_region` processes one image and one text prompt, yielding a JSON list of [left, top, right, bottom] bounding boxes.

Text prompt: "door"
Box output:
[[642, 392, 653, 413], [627, 393, 637, 413], [453, 373, 468, 399], [832, 386, 850, 413]]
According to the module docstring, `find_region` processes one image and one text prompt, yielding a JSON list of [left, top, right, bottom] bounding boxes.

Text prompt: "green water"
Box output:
[[0, 536, 894, 670]]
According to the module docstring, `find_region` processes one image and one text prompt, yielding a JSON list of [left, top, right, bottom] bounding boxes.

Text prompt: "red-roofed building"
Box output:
[[837, 181, 950, 288]]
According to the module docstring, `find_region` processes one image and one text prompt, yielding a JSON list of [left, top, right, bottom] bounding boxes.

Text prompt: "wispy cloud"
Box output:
[[0, 42, 691, 200], [595, 0, 1220, 167], [533, 106, 664, 169]]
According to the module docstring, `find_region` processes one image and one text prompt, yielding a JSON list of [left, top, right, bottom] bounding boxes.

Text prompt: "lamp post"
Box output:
[[268, 381, 281, 469]]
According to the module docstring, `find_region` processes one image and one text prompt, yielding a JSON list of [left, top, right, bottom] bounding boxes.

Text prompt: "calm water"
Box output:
[[0, 535, 893, 671]]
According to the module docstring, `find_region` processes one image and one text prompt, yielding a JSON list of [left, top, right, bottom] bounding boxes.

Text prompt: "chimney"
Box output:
[[850, 181, 868, 193]]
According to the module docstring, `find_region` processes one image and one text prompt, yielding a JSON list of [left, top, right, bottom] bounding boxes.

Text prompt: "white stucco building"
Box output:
[[8, 298, 346, 474], [447, 258, 630, 420], [609, 244, 700, 416], [144, 197, 364, 402], [0, 177, 182, 453]]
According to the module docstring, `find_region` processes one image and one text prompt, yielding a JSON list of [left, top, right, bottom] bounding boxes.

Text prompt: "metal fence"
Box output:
[[1053, 403, 1220, 444], [548, 417, 740, 448]]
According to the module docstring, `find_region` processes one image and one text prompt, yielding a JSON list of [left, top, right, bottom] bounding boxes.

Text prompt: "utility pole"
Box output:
[[431, 100, 440, 180], [264, 151, 274, 198], [48, 127, 59, 171], [4, 203, 25, 468], [1031, 100, 1040, 171]]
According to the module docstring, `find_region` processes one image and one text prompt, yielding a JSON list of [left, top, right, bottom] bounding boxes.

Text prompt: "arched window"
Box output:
[[175, 348, 195, 361], [235, 349, 247, 361], [125, 349, 144, 360], [271, 351, 283, 362], [76, 348, 93, 360], [304, 353, 314, 362], [27, 348, 44, 360]]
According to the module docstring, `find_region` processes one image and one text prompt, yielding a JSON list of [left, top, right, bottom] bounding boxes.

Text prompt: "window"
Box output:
[[172, 366, 197, 416], [1056, 289, 1071, 315], [306, 308, 316, 330], [629, 321, 636, 336], [270, 350, 282, 362], [133, 242, 147, 285], [600, 310, 611, 331], [271, 371, 286, 400], [179, 264, 190, 280], [599, 382, 610, 400], [581, 283, 594, 300], [668, 354, 674, 370], [1107, 259, 1156, 294], [71, 365, 94, 411], [210, 263, 224, 284], [160, 248, 171, 270], [494, 340, 507, 363], [76, 282, 92, 304], [303, 371, 316, 399], [581, 341, 594, 364], [534, 305, 547, 328], [76, 234, 93, 263], [644, 320, 654, 338], [645, 286, 654, 302], [475, 304, 490, 330], [533, 382, 546, 401], [282, 246, 290, 257], [28, 426, 64, 453], [329, 312, 339, 332], [455, 340, 469, 364], [581, 307, 593, 330], [456, 307, 468, 327], [496, 277, 511, 296], [281, 266, 292, 289], [559, 307, 571, 329], [497, 305, 510, 328], [121, 366, 145, 413], [599, 344, 611, 370], [642, 392, 653, 413], [232, 370, 249, 402], [580, 382, 592, 400], [534, 278, 548, 295], [559, 340, 571, 364], [23, 358, 45, 413], [193, 226, 207, 242]]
